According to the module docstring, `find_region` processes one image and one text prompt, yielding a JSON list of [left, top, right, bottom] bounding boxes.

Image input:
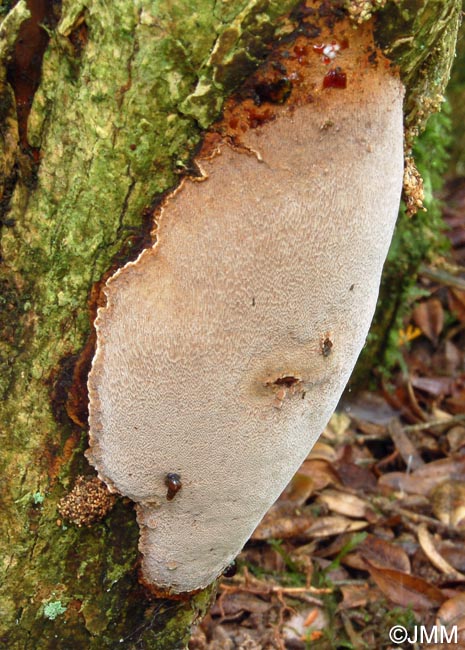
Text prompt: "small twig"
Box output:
[[374, 496, 465, 538], [403, 414, 465, 433], [419, 264, 465, 291]]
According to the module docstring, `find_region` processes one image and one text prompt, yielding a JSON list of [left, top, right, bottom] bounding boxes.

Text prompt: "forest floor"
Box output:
[[189, 180, 465, 650]]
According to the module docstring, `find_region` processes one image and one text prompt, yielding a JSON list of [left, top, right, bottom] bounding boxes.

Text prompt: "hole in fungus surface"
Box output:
[[272, 376, 301, 388]]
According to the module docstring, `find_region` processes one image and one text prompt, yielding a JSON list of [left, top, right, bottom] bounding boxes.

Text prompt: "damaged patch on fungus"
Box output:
[[87, 6, 404, 595]]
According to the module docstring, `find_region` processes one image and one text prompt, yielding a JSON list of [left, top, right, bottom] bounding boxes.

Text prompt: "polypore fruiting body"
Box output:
[[87, 22, 404, 594]]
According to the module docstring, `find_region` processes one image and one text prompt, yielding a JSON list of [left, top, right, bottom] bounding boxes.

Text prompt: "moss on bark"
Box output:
[[0, 0, 461, 647]]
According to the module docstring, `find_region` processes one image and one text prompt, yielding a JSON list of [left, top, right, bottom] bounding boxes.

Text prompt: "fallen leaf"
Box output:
[[388, 418, 424, 471], [306, 515, 368, 539], [341, 391, 400, 425], [210, 592, 271, 618], [365, 560, 447, 610], [431, 481, 465, 527], [447, 426, 465, 452], [438, 541, 465, 573], [325, 412, 351, 437], [352, 535, 411, 573], [412, 298, 444, 345], [335, 462, 377, 490], [338, 584, 371, 610], [252, 501, 314, 540], [446, 389, 465, 415], [308, 441, 338, 462], [448, 288, 465, 324], [295, 459, 341, 491], [411, 376, 454, 398], [317, 489, 375, 520], [417, 523, 465, 579], [437, 593, 465, 630], [379, 457, 465, 496], [285, 473, 316, 505]]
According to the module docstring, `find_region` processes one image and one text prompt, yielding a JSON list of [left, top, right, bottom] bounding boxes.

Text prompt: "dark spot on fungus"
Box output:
[[323, 67, 347, 89], [165, 473, 182, 501], [321, 336, 333, 357], [349, 284, 355, 291], [222, 561, 237, 577]]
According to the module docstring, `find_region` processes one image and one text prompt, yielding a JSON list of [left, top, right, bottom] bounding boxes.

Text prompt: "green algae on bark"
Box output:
[[0, 0, 298, 646], [375, 0, 462, 145]]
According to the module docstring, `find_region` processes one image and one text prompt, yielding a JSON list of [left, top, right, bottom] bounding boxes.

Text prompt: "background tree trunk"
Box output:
[[0, 0, 461, 648]]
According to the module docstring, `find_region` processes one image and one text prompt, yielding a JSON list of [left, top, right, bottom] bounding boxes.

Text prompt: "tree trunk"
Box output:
[[0, 1, 461, 648]]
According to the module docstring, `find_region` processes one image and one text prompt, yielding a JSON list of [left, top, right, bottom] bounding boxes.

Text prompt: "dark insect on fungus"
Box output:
[[321, 336, 333, 357], [165, 473, 182, 501]]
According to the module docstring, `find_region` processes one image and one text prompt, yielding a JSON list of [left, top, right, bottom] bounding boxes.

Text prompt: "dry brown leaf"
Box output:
[[325, 412, 351, 438], [306, 515, 368, 539], [251, 501, 314, 540], [210, 592, 271, 617], [335, 462, 377, 490], [365, 560, 447, 610], [446, 389, 465, 415], [285, 473, 316, 505], [411, 376, 454, 398], [338, 584, 371, 610], [317, 489, 374, 520], [412, 298, 444, 344], [378, 471, 431, 495], [437, 593, 465, 630], [417, 523, 465, 579], [342, 391, 400, 425], [388, 418, 424, 471], [295, 459, 341, 491], [448, 288, 465, 324], [438, 541, 465, 573], [448, 426, 465, 452], [380, 457, 465, 496], [308, 441, 338, 462], [353, 535, 411, 573], [431, 481, 465, 527]]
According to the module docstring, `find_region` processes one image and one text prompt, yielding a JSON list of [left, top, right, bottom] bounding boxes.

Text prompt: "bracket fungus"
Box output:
[[87, 18, 404, 595]]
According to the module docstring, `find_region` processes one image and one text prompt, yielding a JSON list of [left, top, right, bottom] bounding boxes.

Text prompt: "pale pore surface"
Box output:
[[88, 70, 404, 593]]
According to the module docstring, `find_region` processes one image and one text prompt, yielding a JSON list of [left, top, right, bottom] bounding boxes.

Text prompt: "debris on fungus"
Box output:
[[58, 476, 115, 527], [403, 155, 426, 216], [87, 4, 404, 595]]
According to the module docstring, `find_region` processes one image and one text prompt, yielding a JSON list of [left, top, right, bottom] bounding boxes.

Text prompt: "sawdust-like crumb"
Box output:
[[58, 476, 116, 527], [403, 155, 425, 216]]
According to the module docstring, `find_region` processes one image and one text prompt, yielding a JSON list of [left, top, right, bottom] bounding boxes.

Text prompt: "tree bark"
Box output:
[[0, 1, 461, 648]]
